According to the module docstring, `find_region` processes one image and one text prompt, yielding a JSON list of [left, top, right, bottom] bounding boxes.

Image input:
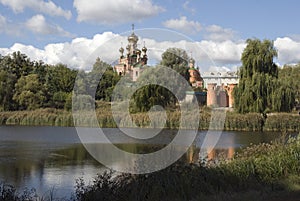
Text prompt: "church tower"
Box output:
[[114, 24, 148, 80]]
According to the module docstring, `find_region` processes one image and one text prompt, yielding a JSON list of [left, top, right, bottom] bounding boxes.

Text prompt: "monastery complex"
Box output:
[[114, 26, 239, 108]]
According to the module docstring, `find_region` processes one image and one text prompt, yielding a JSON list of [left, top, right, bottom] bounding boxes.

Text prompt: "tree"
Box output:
[[234, 39, 295, 113], [279, 64, 300, 107], [45, 64, 77, 107], [13, 74, 45, 110], [130, 48, 191, 112], [160, 48, 190, 81], [0, 51, 34, 78], [0, 70, 17, 111], [90, 58, 121, 101]]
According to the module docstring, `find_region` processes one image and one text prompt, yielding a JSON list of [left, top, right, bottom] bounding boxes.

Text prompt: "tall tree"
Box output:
[[0, 70, 17, 111], [45, 64, 77, 107], [13, 74, 45, 110], [160, 48, 190, 81], [131, 48, 191, 112], [89, 58, 121, 101], [234, 39, 295, 113]]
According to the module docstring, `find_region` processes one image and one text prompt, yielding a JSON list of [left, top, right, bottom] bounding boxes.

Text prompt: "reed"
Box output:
[[73, 135, 300, 201], [0, 106, 299, 132]]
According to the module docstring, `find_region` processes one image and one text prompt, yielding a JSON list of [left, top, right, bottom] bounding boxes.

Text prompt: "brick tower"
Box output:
[[207, 83, 217, 106]]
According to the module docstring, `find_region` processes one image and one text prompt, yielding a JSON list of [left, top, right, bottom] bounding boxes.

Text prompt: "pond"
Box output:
[[0, 126, 282, 199]]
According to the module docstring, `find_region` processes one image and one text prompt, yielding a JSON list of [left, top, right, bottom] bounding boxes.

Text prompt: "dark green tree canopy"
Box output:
[[234, 39, 295, 113], [160, 48, 190, 81], [131, 48, 191, 112]]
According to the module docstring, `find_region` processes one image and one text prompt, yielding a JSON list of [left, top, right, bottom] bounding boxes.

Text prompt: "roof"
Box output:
[[201, 71, 238, 78]]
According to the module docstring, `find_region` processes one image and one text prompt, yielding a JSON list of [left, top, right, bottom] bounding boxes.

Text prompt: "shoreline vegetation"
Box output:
[[0, 102, 299, 132], [1, 134, 300, 201]]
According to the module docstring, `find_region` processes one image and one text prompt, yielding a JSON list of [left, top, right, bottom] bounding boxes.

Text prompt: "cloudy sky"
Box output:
[[0, 0, 300, 71]]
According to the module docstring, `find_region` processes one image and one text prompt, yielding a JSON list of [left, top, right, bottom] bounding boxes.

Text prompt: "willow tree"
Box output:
[[234, 39, 295, 113]]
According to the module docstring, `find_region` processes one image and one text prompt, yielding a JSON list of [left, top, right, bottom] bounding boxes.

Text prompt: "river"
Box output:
[[0, 126, 282, 199]]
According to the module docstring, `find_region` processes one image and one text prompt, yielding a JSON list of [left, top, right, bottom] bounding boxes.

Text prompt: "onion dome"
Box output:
[[119, 47, 124, 54], [189, 58, 195, 64], [128, 32, 138, 43], [136, 49, 141, 55], [142, 46, 147, 52]]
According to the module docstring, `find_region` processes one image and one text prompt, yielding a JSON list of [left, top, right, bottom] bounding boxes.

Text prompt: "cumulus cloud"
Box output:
[[163, 16, 201, 34], [0, 0, 72, 19], [196, 40, 246, 64], [205, 25, 237, 42], [0, 32, 122, 71], [25, 14, 73, 37], [0, 14, 21, 35], [0, 31, 246, 71], [274, 37, 300, 65], [73, 0, 164, 24]]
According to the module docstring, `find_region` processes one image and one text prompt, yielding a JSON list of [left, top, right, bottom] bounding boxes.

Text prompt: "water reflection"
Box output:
[[0, 126, 283, 197]]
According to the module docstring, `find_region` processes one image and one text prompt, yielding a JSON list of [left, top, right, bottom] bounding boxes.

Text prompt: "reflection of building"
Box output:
[[114, 25, 148, 81]]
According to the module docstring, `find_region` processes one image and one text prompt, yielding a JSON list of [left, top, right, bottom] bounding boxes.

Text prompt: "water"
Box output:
[[0, 126, 282, 199]]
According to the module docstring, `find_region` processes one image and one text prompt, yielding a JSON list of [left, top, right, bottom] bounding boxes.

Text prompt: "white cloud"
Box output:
[[0, 0, 72, 19], [0, 32, 122, 71], [73, 0, 164, 24], [274, 37, 300, 65], [1, 31, 299, 72], [205, 25, 237, 42], [183, 1, 195, 15], [0, 31, 246, 71], [196, 40, 246, 64], [163, 16, 201, 34], [25, 15, 73, 37]]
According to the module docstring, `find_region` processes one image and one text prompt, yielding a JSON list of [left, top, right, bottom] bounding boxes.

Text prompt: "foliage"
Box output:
[[279, 63, 300, 106], [160, 47, 190, 81], [91, 58, 121, 101], [131, 48, 191, 112], [234, 39, 295, 113], [71, 135, 300, 201], [0, 52, 121, 112], [13, 74, 45, 110]]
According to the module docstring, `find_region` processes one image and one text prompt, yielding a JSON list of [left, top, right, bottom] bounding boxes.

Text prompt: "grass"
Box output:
[[70, 134, 300, 201], [0, 102, 299, 132]]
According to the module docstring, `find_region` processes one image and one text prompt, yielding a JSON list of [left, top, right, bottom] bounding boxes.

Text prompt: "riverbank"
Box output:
[[1, 135, 300, 201], [0, 106, 299, 132]]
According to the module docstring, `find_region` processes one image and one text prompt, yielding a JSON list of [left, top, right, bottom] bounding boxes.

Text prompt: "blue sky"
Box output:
[[0, 0, 300, 70]]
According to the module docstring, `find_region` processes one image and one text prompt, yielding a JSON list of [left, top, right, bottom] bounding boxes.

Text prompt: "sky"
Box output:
[[0, 0, 300, 71]]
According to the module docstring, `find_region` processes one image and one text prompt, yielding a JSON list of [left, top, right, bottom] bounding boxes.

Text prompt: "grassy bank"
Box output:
[[1, 135, 300, 201], [0, 103, 299, 132]]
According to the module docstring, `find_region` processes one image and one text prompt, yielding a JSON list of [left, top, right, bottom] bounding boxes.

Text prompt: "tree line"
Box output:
[[0, 52, 120, 111], [233, 39, 297, 113], [0, 41, 298, 114]]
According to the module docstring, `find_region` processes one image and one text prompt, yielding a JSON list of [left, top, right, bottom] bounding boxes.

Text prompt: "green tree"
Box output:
[[0, 70, 17, 111], [13, 74, 45, 110], [45, 64, 77, 107], [90, 58, 121, 101], [234, 39, 295, 113], [160, 48, 190, 81], [0, 51, 34, 78], [130, 48, 191, 112], [279, 64, 300, 107]]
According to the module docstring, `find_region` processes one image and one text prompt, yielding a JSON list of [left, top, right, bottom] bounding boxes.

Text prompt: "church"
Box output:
[[114, 25, 148, 81], [114, 25, 237, 108]]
